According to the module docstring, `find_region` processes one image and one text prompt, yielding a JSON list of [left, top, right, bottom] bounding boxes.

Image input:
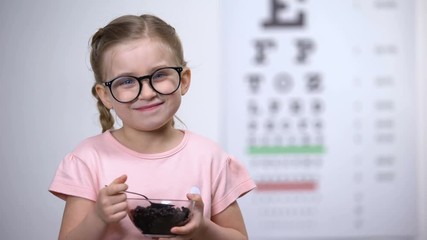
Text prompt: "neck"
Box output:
[[112, 124, 184, 154]]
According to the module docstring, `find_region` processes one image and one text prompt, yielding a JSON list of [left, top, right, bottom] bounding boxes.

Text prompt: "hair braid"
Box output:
[[91, 84, 114, 132]]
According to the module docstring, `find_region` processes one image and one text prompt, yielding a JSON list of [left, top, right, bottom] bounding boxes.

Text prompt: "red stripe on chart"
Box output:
[[256, 181, 317, 192]]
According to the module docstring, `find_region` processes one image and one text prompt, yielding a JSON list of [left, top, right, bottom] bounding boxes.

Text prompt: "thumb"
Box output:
[[186, 193, 204, 211], [110, 174, 127, 185]]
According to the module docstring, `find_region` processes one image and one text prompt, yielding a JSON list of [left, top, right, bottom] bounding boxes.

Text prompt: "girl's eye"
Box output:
[[152, 71, 168, 81], [114, 77, 137, 87]]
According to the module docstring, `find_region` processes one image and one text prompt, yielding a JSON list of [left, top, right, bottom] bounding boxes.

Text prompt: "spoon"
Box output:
[[124, 190, 174, 208], [104, 185, 174, 208]]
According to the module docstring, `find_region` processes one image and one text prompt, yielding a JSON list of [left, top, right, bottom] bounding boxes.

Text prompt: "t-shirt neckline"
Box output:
[[104, 129, 189, 159]]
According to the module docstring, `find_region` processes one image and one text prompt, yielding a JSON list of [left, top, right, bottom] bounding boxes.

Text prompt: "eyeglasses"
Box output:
[[103, 66, 183, 103]]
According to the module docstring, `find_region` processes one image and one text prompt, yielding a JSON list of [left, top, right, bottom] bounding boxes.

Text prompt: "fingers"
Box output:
[[96, 193, 128, 223], [170, 193, 205, 237], [99, 190, 127, 206], [105, 175, 128, 195], [96, 175, 129, 224], [99, 199, 128, 222], [186, 193, 204, 212], [111, 174, 128, 184]]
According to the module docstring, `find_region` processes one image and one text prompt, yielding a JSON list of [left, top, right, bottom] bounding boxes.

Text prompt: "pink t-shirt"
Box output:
[[49, 130, 256, 239]]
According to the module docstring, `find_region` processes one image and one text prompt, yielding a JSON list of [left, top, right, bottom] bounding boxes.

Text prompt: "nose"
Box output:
[[138, 80, 157, 100]]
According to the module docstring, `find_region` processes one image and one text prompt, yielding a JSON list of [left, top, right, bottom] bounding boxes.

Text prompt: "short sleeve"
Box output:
[[49, 153, 98, 201], [211, 156, 256, 216]]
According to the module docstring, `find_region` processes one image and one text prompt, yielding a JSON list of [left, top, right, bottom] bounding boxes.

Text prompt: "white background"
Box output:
[[0, 0, 426, 239], [0, 1, 221, 239]]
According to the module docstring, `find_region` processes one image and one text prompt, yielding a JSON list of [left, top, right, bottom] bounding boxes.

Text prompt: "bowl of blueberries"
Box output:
[[127, 197, 193, 238]]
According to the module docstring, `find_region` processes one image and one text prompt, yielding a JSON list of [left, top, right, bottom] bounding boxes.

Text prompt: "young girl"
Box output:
[[49, 14, 256, 239]]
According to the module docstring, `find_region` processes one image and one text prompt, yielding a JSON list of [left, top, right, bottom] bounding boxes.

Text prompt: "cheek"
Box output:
[[167, 94, 182, 109], [110, 104, 129, 119], [103, 89, 120, 109]]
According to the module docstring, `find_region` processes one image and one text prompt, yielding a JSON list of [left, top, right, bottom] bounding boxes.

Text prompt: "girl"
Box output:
[[49, 14, 256, 240]]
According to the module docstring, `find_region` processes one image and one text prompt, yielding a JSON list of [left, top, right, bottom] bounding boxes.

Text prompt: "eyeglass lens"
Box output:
[[110, 67, 180, 102]]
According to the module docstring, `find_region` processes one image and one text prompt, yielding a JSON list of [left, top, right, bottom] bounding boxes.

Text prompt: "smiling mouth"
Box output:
[[134, 102, 163, 111]]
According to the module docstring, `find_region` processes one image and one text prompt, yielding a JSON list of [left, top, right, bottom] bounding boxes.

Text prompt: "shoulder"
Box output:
[[71, 131, 113, 157], [181, 130, 233, 169], [183, 130, 225, 153]]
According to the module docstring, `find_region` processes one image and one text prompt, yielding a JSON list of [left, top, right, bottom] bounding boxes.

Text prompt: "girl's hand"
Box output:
[[167, 193, 206, 240], [96, 175, 128, 224]]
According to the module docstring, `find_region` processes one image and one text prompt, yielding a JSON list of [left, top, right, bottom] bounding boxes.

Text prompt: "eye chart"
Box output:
[[222, 0, 418, 239]]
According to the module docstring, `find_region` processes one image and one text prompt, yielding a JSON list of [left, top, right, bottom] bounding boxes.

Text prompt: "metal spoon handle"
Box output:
[[104, 185, 174, 207], [123, 190, 150, 200], [104, 185, 149, 200]]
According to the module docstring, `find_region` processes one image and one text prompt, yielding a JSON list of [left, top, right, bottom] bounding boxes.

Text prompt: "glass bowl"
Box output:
[[127, 198, 193, 238]]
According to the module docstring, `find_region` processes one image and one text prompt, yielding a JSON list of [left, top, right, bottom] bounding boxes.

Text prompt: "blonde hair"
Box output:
[[90, 14, 187, 132]]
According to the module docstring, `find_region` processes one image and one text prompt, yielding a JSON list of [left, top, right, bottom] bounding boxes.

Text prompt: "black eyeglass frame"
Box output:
[[103, 66, 183, 103]]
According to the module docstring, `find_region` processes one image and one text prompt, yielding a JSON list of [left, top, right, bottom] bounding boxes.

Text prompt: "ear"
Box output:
[[180, 67, 191, 96], [95, 83, 113, 109]]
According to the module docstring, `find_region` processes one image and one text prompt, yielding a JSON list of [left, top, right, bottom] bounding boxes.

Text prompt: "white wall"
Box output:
[[0, 1, 220, 239], [1, 1, 426, 239], [417, 0, 427, 238]]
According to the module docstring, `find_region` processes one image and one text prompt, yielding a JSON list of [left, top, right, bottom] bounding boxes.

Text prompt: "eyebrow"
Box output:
[[107, 65, 172, 81]]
